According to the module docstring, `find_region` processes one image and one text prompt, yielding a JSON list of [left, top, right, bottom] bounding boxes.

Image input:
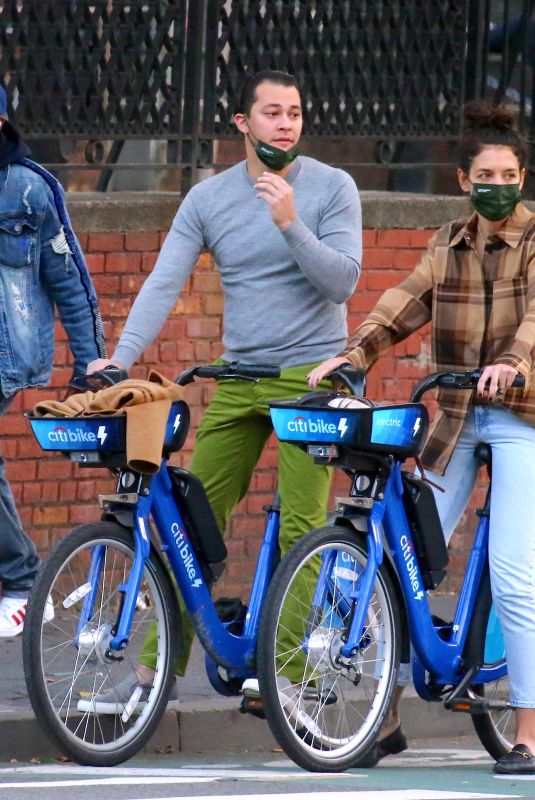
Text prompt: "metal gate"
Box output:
[[0, 0, 532, 191]]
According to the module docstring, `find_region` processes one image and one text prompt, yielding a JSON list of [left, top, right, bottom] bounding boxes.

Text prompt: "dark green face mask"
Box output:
[[247, 127, 299, 170], [471, 183, 522, 221]]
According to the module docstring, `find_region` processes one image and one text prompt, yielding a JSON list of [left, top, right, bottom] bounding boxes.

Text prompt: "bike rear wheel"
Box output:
[[257, 524, 401, 772], [23, 521, 180, 766]]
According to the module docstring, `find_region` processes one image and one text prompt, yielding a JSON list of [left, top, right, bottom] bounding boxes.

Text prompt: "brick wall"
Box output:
[[2, 194, 491, 598]]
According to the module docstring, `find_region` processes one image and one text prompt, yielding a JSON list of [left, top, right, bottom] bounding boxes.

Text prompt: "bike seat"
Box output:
[[474, 443, 492, 466]]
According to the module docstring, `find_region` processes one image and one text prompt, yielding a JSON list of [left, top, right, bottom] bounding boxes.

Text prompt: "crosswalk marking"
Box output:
[[0, 747, 491, 780], [0, 757, 524, 799], [0, 777, 215, 789], [0, 765, 355, 781], [52, 792, 519, 800]]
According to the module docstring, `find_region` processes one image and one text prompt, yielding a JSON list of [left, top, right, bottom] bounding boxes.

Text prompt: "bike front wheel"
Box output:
[[23, 521, 180, 766], [257, 524, 401, 772]]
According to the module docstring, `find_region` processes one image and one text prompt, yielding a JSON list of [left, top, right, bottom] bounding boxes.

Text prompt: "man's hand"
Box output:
[[477, 363, 518, 401], [87, 357, 126, 374], [255, 172, 297, 230], [307, 357, 352, 388]]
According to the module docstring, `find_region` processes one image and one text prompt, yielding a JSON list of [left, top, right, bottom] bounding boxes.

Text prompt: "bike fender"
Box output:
[[101, 508, 135, 529]]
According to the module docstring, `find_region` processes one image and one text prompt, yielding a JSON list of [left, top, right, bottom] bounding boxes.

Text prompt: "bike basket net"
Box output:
[[269, 396, 429, 457]]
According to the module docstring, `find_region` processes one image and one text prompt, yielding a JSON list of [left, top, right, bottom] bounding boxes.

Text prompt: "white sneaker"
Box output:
[[77, 675, 178, 715], [276, 676, 323, 738], [242, 676, 322, 738], [0, 596, 28, 637], [0, 594, 54, 638], [241, 677, 260, 697], [44, 595, 55, 624]]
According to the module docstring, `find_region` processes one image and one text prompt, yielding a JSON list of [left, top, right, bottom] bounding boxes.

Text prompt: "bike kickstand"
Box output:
[[443, 665, 480, 710]]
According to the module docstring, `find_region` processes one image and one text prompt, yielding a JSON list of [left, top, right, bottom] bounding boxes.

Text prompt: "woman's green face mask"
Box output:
[[470, 183, 522, 221]]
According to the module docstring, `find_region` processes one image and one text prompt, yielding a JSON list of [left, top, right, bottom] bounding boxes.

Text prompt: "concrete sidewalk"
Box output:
[[0, 595, 475, 762]]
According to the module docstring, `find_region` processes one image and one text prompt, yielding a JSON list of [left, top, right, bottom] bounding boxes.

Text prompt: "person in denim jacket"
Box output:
[[0, 84, 105, 636]]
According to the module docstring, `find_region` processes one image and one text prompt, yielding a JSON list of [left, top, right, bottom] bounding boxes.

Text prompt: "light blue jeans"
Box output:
[[427, 404, 535, 707]]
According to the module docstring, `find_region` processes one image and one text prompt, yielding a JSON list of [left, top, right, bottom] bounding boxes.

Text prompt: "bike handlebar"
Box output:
[[69, 365, 129, 392], [410, 369, 525, 403], [176, 361, 281, 386], [77, 364, 524, 406], [73, 362, 281, 392]]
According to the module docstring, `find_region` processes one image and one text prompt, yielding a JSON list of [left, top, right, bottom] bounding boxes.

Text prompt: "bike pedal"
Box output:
[[449, 696, 509, 715], [239, 695, 266, 720], [449, 699, 474, 713]]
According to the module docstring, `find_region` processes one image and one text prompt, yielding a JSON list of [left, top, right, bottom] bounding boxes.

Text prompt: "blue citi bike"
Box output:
[[23, 363, 520, 771], [257, 366, 523, 771], [23, 361, 284, 766]]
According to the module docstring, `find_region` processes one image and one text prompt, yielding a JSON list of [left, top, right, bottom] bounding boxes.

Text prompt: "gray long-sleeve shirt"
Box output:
[[114, 156, 362, 369]]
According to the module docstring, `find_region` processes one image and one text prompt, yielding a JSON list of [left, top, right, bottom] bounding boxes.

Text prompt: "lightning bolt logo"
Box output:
[[413, 417, 421, 437], [173, 413, 182, 433], [192, 578, 202, 589], [97, 425, 107, 445], [338, 417, 349, 437]]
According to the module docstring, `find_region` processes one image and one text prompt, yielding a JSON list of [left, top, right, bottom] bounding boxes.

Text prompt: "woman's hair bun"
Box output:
[[457, 99, 527, 170], [462, 100, 517, 133]]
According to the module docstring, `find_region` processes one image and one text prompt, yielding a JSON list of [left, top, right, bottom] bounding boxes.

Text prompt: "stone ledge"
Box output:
[[67, 191, 182, 232], [66, 189, 535, 233]]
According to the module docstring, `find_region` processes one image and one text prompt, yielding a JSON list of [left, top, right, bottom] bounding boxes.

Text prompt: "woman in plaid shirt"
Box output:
[[309, 101, 535, 774]]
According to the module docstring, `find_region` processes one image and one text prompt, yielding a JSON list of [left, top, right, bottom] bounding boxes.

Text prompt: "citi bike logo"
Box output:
[[400, 534, 424, 600], [171, 522, 202, 588], [288, 415, 349, 437], [48, 424, 108, 445]]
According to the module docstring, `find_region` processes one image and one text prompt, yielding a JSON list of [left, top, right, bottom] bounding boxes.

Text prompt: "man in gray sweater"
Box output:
[[86, 70, 362, 712]]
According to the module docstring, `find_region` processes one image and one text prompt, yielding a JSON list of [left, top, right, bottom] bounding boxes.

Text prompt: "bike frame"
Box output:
[[336, 459, 505, 694], [81, 458, 281, 678]]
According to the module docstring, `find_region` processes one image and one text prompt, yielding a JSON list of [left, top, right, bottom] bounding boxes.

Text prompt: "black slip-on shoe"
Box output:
[[494, 744, 535, 774], [353, 725, 408, 768]]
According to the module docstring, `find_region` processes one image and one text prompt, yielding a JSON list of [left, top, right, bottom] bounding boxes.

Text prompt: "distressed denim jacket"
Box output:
[[0, 159, 105, 398]]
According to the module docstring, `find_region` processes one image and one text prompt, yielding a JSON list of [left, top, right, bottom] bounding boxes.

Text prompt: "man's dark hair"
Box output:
[[237, 70, 301, 116]]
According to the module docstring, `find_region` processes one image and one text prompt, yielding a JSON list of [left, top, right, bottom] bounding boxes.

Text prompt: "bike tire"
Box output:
[[470, 601, 513, 761], [23, 521, 180, 766], [257, 524, 401, 772]]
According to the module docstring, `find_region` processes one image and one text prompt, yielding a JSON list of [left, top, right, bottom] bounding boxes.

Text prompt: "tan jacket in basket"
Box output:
[[32, 370, 184, 474]]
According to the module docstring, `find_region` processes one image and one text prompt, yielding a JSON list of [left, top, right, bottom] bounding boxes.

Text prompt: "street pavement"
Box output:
[[0, 746, 533, 800], [0, 594, 483, 764]]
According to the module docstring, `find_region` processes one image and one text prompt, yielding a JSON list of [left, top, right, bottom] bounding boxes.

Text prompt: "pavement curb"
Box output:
[[0, 697, 475, 763]]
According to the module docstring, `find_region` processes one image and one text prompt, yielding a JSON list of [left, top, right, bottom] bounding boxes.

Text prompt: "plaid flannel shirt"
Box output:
[[343, 202, 535, 474]]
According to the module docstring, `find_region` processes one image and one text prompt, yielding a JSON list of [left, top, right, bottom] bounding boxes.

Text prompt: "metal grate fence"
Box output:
[[0, 0, 532, 191]]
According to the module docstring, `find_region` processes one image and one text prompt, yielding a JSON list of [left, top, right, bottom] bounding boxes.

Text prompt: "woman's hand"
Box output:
[[477, 363, 518, 401], [307, 357, 352, 388]]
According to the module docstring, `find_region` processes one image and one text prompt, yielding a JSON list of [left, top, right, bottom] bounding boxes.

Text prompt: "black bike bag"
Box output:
[[401, 472, 448, 590], [168, 467, 228, 565]]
